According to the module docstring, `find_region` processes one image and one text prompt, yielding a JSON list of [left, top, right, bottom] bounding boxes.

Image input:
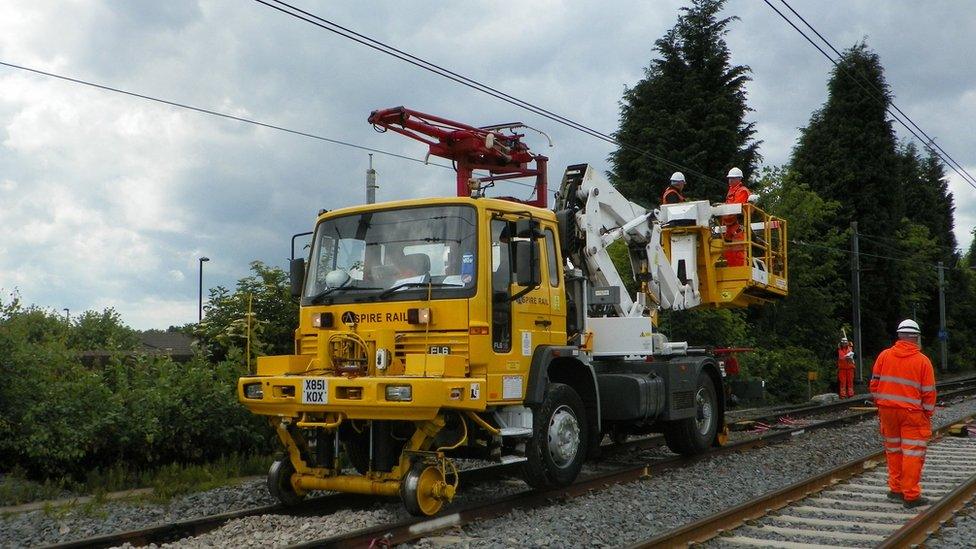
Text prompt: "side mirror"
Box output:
[[514, 239, 541, 288], [290, 258, 306, 299]]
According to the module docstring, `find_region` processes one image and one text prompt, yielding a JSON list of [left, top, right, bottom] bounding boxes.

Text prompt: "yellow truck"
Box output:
[[238, 110, 787, 516]]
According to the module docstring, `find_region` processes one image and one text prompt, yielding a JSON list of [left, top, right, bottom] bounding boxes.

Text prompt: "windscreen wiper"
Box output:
[[308, 285, 381, 305], [376, 282, 462, 300]]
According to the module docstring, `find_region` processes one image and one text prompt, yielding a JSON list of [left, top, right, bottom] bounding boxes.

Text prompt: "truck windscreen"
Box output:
[[303, 205, 478, 305]]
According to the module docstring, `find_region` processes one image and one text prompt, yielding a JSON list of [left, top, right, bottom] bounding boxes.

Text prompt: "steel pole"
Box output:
[[198, 257, 210, 323], [851, 222, 864, 383], [938, 261, 948, 372], [366, 154, 377, 204]]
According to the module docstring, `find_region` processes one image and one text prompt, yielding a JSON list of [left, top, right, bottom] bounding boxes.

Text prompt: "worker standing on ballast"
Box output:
[[837, 337, 855, 398], [661, 172, 687, 205], [722, 167, 750, 267], [870, 319, 937, 508]]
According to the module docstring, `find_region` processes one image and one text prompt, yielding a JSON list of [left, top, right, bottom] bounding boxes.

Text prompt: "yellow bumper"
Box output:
[[238, 374, 487, 420]]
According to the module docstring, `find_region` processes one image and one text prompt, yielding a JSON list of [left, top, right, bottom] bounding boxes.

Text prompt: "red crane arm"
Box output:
[[367, 106, 549, 207]]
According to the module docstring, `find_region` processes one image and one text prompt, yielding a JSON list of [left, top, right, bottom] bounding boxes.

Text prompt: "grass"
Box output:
[[0, 453, 272, 507]]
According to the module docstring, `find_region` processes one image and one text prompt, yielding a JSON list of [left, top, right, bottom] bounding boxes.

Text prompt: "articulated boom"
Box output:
[[368, 106, 549, 207]]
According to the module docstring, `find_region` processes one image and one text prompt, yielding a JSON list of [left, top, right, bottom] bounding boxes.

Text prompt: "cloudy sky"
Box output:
[[1, 0, 974, 329]]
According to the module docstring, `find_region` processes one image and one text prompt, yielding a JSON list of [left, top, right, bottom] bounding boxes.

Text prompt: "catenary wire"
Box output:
[[0, 61, 558, 201], [764, 0, 976, 190], [776, 0, 976, 189], [254, 0, 729, 187], [0, 60, 452, 170]]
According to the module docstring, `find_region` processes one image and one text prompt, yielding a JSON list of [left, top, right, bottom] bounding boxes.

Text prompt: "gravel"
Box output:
[[4, 394, 975, 549], [409, 394, 976, 548], [930, 500, 976, 548], [0, 479, 276, 548]]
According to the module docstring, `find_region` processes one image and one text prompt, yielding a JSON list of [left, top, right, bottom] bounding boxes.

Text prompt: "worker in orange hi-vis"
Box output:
[[661, 172, 687, 205], [837, 337, 856, 398], [722, 167, 750, 267], [870, 319, 937, 508]]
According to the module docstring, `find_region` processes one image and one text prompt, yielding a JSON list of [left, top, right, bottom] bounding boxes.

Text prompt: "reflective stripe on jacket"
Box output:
[[869, 340, 937, 415]]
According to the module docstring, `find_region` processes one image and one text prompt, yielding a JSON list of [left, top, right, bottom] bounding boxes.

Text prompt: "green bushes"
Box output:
[[0, 296, 273, 482], [738, 346, 834, 403]]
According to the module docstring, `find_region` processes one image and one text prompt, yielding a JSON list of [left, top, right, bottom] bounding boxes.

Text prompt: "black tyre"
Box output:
[[663, 372, 719, 456], [522, 382, 588, 488], [267, 459, 305, 507]]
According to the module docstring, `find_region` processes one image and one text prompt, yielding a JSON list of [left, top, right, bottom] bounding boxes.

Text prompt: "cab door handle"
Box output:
[[534, 318, 552, 327]]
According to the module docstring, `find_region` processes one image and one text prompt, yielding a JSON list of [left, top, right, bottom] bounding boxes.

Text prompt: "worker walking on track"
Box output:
[[870, 319, 937, 508], [722, 167, 750, 267], [837, 337, 855, 398], [661, 172, 687, 205]]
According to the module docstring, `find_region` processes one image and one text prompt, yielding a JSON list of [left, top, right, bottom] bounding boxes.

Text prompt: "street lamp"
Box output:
[[198, 257, 210, 323], [63, 308, 69, 325]]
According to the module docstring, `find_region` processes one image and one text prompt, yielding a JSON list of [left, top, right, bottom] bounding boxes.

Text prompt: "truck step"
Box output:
[[500, 455, 528, 464], [499, 427, 533, 437]]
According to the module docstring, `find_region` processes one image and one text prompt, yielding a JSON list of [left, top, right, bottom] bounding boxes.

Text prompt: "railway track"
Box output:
[[633, 415, 976, 548], [40, 375, 976, 548]]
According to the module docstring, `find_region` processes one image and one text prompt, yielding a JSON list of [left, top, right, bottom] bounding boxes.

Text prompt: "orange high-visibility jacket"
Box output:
[[661, 186, 686, 205], [837, 344, 855, 371], [869, 340, 936, 416], [722, 183, 750, 229]]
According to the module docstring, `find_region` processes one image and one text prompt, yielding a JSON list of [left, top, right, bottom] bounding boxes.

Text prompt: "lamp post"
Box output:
[[198, 257, 210, 323], [63, 308, 69, 326]]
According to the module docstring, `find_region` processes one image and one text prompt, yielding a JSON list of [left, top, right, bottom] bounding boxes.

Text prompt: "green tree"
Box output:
[[789, 42, 904, 355], [748, 168, 847, 356], [610, 0, 759, 205], [67, 308, 140, 351], [195, 261, 298, 362]]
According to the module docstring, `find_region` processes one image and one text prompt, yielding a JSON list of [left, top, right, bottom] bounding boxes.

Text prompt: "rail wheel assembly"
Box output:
[[267, 459, 305, 507], [400, 460, 454, 516]]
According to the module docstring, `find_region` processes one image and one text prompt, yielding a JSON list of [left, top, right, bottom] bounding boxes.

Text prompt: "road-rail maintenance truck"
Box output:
[[238, 107, 787, 515]]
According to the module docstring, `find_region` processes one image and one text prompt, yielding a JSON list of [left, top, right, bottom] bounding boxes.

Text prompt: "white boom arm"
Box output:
[[572, 165, 702, 317]]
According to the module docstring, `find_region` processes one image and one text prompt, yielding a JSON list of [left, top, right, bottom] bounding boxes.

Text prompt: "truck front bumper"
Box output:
[[238, 374, 487, 421]]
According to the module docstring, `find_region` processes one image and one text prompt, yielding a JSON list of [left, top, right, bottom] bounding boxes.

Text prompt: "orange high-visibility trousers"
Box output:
[[878, 407, 931, 501], [838, 369, 854, 398]]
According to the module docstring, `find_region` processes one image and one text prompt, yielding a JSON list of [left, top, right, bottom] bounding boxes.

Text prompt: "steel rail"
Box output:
[[40, 435, 665, 549], [282, 402, 904, 548], [878, 466, 976, 547], [631, 413, 976, 548], [728, 371, 976, 428], [45, 377, 976, 548]]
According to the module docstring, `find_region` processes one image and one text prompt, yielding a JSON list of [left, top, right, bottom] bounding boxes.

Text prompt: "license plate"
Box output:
[[301, 377, 329, 404], [429, 346, 450, 355]]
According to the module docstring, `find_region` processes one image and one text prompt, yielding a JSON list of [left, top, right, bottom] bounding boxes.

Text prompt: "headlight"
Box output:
[[385, 385, 412, 401], [244, 383, 264, 399]]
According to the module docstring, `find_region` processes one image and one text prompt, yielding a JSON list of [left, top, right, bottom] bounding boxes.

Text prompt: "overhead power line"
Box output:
[[0, 59, 452, 171], [254, 0, 728, 187], [764, 0, 976, 190], [776, 0, 976, 190]]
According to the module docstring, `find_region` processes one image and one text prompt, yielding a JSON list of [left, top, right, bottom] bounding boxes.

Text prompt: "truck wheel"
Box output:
[[664, 373, 718, 456], [268, 459, 305, 507], [522, 382, 587, 488]]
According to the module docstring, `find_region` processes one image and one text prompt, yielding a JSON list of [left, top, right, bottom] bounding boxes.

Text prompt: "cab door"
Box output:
[[488, 215, 548, 402]]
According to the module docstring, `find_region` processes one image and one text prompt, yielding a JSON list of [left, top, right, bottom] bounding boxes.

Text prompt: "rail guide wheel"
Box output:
[[401, 461, 452, 516], [268, 459, 306, 507]]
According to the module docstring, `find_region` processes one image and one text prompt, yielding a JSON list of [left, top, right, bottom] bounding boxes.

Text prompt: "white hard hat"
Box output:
[[896, 319, 921, 335], [840, 337, 849, 344], [727, 167, 743, 179], [670, 171, 686, 183]]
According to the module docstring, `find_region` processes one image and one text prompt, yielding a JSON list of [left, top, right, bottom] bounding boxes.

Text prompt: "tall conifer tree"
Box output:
[[790, 43, 903, 354], [610, 0, 759, 205]]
